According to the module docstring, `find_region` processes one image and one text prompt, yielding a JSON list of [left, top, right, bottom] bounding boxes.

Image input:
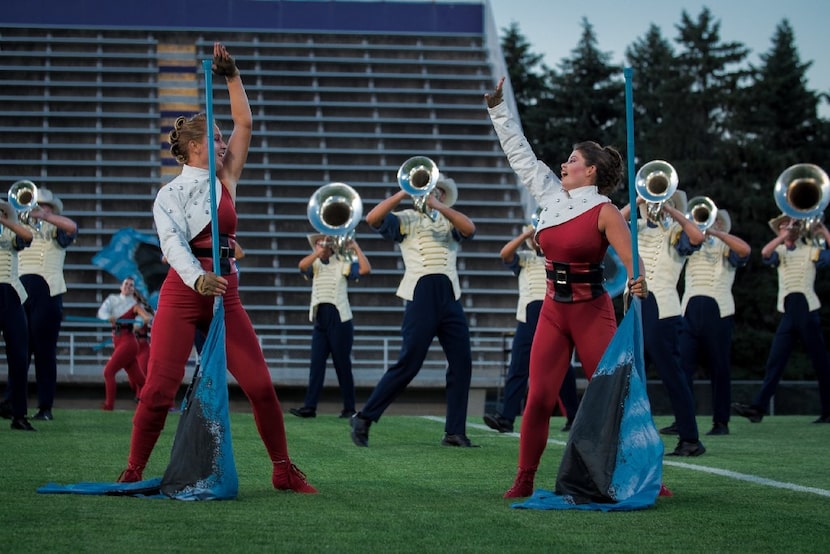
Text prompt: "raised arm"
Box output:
[[213, 42, 252, 201]]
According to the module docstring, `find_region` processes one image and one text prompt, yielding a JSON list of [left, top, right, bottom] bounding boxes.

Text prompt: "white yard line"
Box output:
[[422, 415, 830, 498]]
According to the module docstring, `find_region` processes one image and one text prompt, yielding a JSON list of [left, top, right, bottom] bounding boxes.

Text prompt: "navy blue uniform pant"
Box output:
[[21, 274, 63, 410], [642, 293, 700, 442], [360, 275, 472, 435], [680, 296, 733, 425], [303, 303, 356, 412], [753, 293, 830, 416], [1, 284, 30, 418]]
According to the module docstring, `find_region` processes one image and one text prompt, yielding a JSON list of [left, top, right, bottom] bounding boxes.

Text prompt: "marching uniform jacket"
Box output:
[[305, 257, 358, 322], [18, 221, 76, 297]]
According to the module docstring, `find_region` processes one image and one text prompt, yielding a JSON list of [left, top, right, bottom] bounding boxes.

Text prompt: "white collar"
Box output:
[[536, 186, 609, 230]]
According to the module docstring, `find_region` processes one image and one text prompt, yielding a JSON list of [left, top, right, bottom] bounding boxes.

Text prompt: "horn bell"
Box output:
[[9, 179, 38, 213], [307, 182, 363, 238], [686, 196, 718, 232], [635, 160, 678, 203], [774, 163, 830, 221]]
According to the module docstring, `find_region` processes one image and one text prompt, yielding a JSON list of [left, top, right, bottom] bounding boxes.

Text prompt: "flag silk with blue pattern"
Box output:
[[91, 227, 167, 310], [514, 297, 663, 511], [38, 299, 238, 500]]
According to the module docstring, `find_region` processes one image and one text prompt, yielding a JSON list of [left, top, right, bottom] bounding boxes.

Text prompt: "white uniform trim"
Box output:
[[308, 257, 353, 322], [773, 243, 821, 313], [488, 102, 609, 231], [18, 222, 69, 296], [153, 165, 224, 290], [395, 209, 461, 301], [515, 250, 546, 322], [0, 228, 27, 303], [681, 238, 737, 317]]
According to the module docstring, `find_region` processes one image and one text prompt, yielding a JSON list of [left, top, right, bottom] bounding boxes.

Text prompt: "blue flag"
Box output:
[[91, 227, 166, 310], [513, 297, 663, 511]]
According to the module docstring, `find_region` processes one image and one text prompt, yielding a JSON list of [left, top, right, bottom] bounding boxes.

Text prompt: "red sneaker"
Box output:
[[272, 461, 318, 494], [659, 483, 674, 497]]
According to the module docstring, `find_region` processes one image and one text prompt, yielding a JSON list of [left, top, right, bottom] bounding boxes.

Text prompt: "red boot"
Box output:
[[117, 464, 144, 483], [272, 460, 318, 494], [503, 467, 536, 498]]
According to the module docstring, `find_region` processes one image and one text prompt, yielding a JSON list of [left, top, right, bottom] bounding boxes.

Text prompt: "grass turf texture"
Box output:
[[1, 410, 828, 553]]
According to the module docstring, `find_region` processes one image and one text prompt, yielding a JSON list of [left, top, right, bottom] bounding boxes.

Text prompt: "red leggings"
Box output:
[[102, 332, 144, 409], [518, 294, 617, 470], [127, 270, 289, 470]]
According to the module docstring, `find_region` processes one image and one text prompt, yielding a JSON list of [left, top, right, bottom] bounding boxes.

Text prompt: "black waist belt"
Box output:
[[547, 261, 605, 303], [191, 246, 233, 259], [546, 263, 604, 285], [191, 234, 233, 259]]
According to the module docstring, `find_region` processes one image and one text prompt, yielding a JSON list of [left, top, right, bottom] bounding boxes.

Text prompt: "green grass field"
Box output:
[[2, 409, 828, 553]]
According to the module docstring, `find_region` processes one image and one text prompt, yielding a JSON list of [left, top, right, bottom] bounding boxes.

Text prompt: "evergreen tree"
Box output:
[[624, 24, 686, 164], [537, 18, 624, 166], [498, 21, 552, 148]]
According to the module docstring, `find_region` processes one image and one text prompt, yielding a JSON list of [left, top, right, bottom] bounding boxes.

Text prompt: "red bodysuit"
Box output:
[[519, 204, 617, 471], [127, 186, 290, 472]]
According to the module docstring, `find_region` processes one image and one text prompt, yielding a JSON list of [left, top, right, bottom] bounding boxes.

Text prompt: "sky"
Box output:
[[487, 0, 830, 115]]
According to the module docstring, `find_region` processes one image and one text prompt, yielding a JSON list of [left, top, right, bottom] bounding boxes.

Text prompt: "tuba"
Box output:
[[397, 155, 439, 220], [8, 179, 41, 231], [685, 196, 718, 233], [635, 160, 678, 228], [307, 182, 363, 262]]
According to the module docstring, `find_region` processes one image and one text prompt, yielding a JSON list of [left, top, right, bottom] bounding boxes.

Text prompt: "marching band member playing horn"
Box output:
[[679, 208, 751, 436], [350, 170, 478, 448], [620, 189, 706, 456], [0, 200, 35, 430], [733, 214, 830, 424], [290, 233, 371, 419], [17, 187, 78, 421], [118, 42, 316, 493]]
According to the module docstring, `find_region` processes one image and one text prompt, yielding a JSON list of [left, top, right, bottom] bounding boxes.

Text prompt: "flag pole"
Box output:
[[623, 67, 639, 279], [202, 59, 221, 277]]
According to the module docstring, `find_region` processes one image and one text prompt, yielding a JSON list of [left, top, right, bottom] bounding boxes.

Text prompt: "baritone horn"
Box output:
[[774, 163, 830, 246], [635, 160, 678, 228], [307, 182, 363, 262], [397, 155, 439, 220], [9, 179, 40, 229], [685, 196, 718, 233]]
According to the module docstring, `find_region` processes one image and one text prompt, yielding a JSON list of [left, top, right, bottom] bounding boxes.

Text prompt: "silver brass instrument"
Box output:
[[774, 164, 829, 246], [685, 196, 718, 233], [397, 155, 439, 220], [634, 160, 678, 228], [9, 179, 40, 231], [307, 182, 363, 262]]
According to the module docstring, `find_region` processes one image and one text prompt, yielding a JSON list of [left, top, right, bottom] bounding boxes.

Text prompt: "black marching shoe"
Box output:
[[482, 412, 513, 433], [0, 400, 12, 420], [812, 414, 830, 424], [667, 440, 706, 457], [289, 406, 317, 418], [659, 421, 679, 435], [441, 433, 479, 448], [561, 419, 574, 432], [350, 413, 371, 447], [732, 402, 764, 423], [11, 417, 36, 431], [339, 409, 356, 419], [33, 409, 54, 421], [706, 422, 729, 436]]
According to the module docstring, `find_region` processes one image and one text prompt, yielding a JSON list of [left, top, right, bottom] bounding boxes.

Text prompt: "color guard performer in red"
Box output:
[[117, 43, 316, 493], [486, 77, 647, 498]]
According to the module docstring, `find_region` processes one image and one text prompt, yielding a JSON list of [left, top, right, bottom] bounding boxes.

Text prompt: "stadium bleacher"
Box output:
[[0, 1, 535, 415]]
